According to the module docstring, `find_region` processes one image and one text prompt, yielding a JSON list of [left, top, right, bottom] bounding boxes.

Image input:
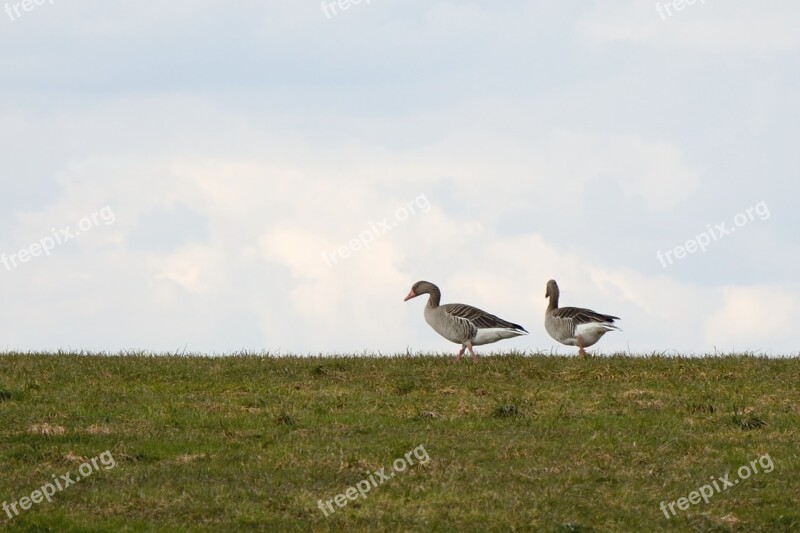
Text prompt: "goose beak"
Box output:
[[404, 290, 416, 301]]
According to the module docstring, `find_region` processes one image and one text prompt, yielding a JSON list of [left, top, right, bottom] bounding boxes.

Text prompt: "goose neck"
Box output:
[[547, 292, 559, 311], [426, 287, 441, 308]]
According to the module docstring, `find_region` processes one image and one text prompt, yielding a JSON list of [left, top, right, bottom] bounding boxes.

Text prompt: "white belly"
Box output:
[[572, 322, 614, 347], [472, 328, 526, 346]]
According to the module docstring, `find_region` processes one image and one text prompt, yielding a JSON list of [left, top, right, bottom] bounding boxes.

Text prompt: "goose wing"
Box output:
[[552, 306, 619, 326], [442, 303, 528, 333]]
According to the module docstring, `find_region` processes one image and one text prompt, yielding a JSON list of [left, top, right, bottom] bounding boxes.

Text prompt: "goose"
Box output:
[[404, 280, 528, 362], [544, 279, 620, 358]]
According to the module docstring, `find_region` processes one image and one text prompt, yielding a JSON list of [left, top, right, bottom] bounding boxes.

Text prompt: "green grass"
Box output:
[[1, 352, 799, 532]]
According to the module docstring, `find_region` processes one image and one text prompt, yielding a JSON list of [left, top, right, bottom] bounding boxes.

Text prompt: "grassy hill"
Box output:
[[1, 353, 798, 532]]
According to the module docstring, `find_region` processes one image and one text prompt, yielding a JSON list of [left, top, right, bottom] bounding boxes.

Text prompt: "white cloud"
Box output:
[[578, 1, 800, 54], [0, 2, 796, 355], [536, 132, 701, 213], [706, 285, 798, 352]]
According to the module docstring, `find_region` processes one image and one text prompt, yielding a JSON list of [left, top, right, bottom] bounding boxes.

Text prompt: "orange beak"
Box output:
[[404, 290, 417, 301]]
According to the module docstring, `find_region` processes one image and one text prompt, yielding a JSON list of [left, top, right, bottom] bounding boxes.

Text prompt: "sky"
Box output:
[[0, 1, 797, 355]]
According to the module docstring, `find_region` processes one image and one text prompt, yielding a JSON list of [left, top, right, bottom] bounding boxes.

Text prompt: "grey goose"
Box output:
[[404, 280, 528, 362], [544, 279, 620, 358]]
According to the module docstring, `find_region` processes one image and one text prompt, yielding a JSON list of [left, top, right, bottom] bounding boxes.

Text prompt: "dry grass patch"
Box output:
[[28, 423, 67, 436], [64, 451, 87, 464], [175, 453, 208, 464], [621, 389, 665, 410], [86, 423, 112, 435]]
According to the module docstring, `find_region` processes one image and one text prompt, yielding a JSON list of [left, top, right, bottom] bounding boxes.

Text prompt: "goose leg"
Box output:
[[467, 341, 478, 363], [455, 345, 466, 362], [577, 336, 587, 359]]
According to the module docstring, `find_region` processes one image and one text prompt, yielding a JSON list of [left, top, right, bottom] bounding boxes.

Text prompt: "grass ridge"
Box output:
[[1, 353, 798, 531]]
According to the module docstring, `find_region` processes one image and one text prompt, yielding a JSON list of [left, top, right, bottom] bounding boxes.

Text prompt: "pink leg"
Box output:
[[577, 335, 587, 358], [467, 342, 478, 363], [455, 345, 465, 362]]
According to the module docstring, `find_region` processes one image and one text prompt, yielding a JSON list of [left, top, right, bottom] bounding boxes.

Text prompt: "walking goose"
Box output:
[[544, 279, 620, 358], [404, 280, 528, 362]]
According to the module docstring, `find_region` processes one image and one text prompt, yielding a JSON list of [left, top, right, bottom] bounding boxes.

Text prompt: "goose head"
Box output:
[[545, 279, 560, 300], [404, 280, 439, 302]]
